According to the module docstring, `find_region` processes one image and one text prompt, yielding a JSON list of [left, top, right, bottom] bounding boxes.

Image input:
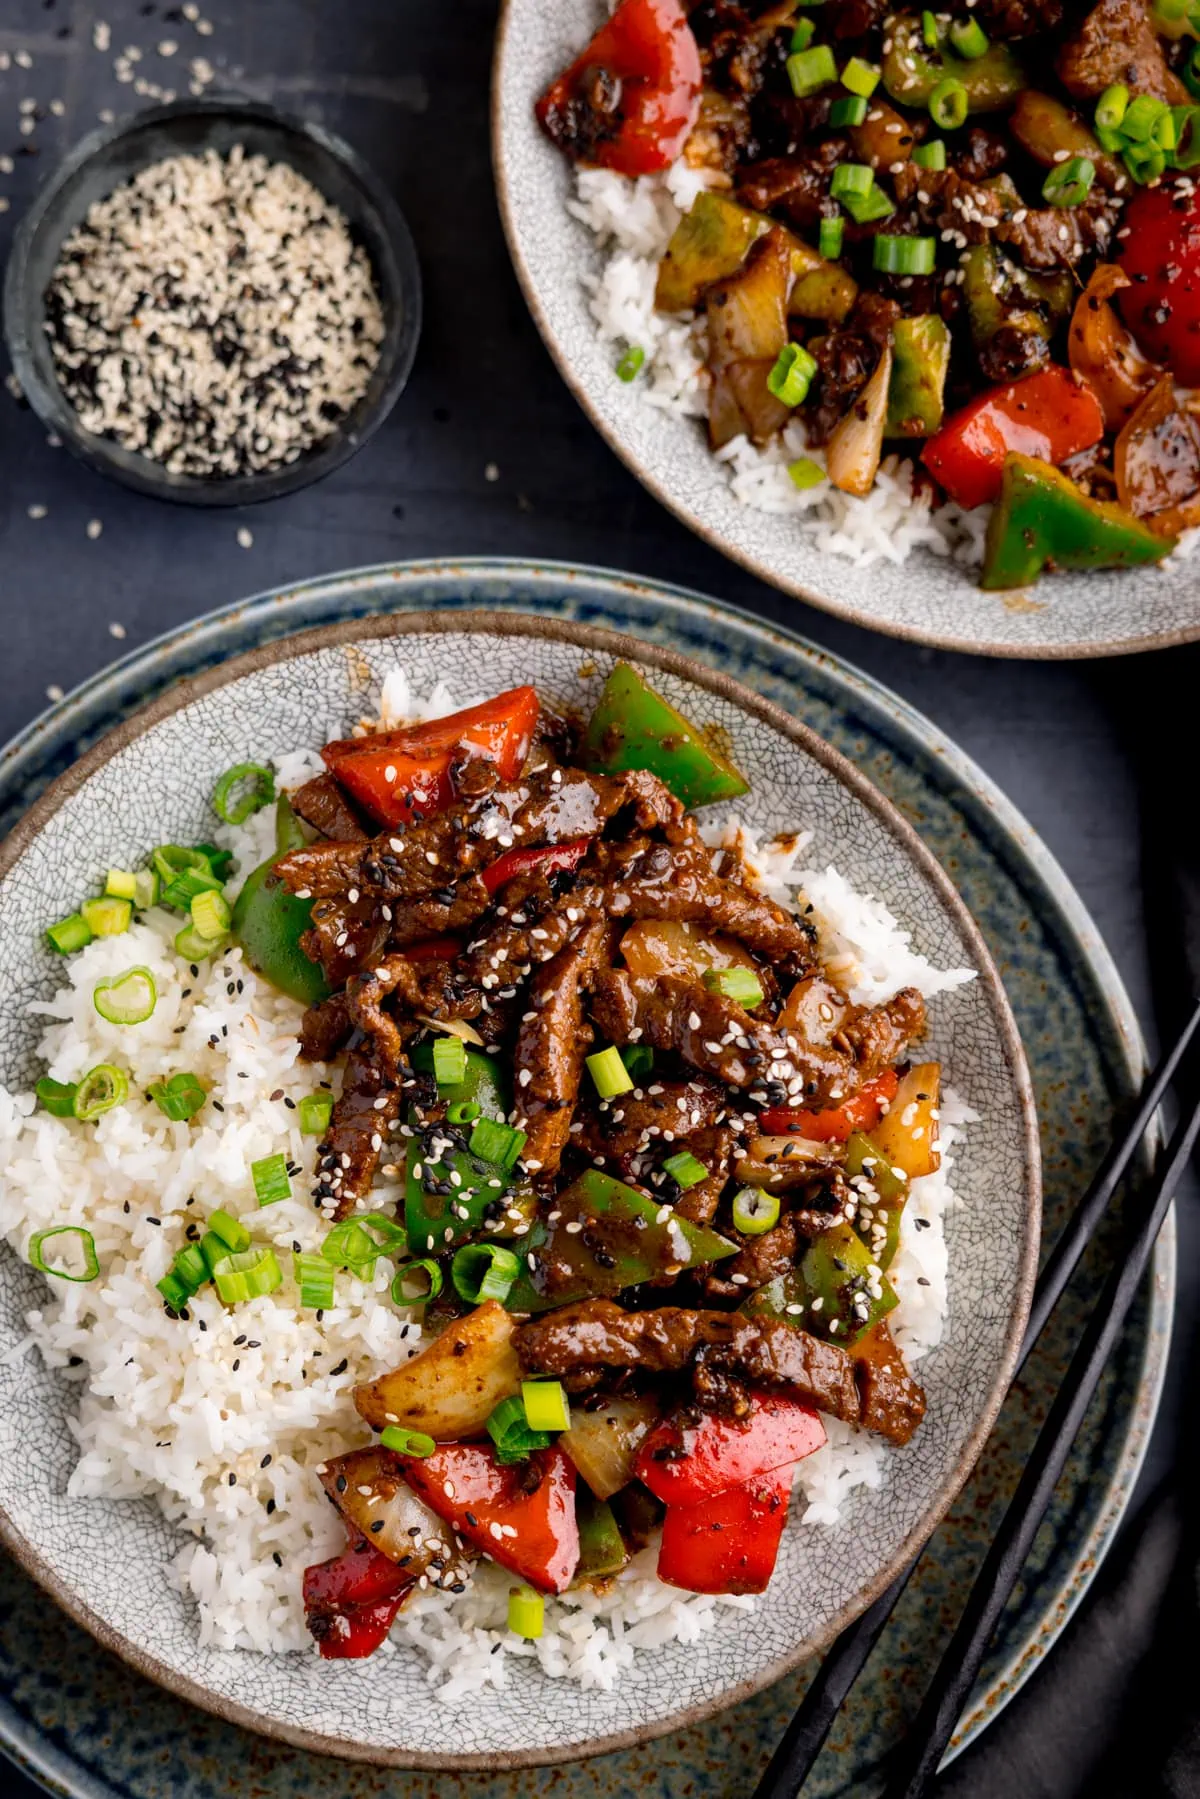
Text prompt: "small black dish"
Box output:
[[2, 95, 422, 507]]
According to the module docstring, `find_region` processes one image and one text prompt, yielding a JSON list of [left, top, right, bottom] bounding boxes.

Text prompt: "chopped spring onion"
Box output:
[[841, 56, 880, 96], [212, 762, 275, 827], [93, 965, 158, 1025], [487, 1394, 551, 1463], [190, 888, 232, 942], [1153, 107, 1179, 151], [152, 844, 213, 889], [587, 1044, 634, 1099], [702, 965, 765, 1008], [452, 1241, 520, 1304], [662, 1150, 709, 1191], [790, 17, 816, 48], [1173, 105, 1200, 167], [200, 1231, 232, 1275], [46, 911, 93, 955], [170, 1242, 211, 1295], [105, 868, 138, 902], [929, 78, 968, 129], [321, 1218, 379, 1276], [830, 161, 874, 201], [157, 1273, 191, 1313], [160, 865, 222, 912], [251, 1152, 291, 1206], [134, 867, 159, 910], [789, 456, 826, 489], [80, 896, 132, 938], [786, 44, 837, 97], [391, 1258, 444, 1304], [174, 923, 225, 962], [468, 1114, 528, 1169], [1041, 156, 1095, 207], [148, 1070, 206, 1121], [431, 1034, 468, 1088], [621, 1043, 654, 1080], [949, 17, 988, 57], [73, 1063, 128, 1121], [209, 1244, 283, 1305], [507, 1585, 545, 1640], [29, 1224, 100, 1283], [818, 215, 845, 260], [921, 8, 939, 45], [294, 1251, 335, 1309], [208, 1209, 251, 1253], [195, 843, 234, 882], [847, 184, 895, 224], [356, 1212, 409, 1256], [732, 1185, 782, 1235], [873, 233, 937, 274], [912, 137, 947, 170], [830, 94, 868, 127], [36, 1077, 78, 1117], [766, 343, 818, 409], [447, 1098, 482, 1126], [298, 1092, 335, 1135], [1123, 142, 1167, 183], [616, 345, 645, 383], [1095, 84, 1129, 132], [380, 1425, 437, 1457], [1122, 94, 1166, 142], [521, 1379, 571, 1433], [1187, 43, 1200, 100]]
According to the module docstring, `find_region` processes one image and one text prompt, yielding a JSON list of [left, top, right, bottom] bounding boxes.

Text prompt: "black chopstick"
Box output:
[[751, 998, 1200, 1799], [880, 1077, 1200, 1797]]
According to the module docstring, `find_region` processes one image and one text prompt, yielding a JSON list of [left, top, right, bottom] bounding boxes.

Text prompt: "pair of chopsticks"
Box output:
[[753, 998, 1200, 1799]]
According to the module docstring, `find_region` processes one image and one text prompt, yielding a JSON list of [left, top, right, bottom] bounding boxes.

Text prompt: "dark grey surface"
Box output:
[[0, 3, 1194, 1795]]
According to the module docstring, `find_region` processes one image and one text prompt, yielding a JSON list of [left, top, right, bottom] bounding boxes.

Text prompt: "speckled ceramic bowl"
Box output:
[[0, 609, 1038, 1768], [491, 3, 1200, 659]]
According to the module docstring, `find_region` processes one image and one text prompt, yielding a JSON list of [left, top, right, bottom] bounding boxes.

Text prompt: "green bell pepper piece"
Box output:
[[883, 14, 1026, 111], [743, 1220, 898, 1346], [231, 796, 328, 1006], [960, 244, 1073, 373], [572, 1491, 631, 1586], [982, 455, 1176, 591], [404, 1045, 517, 1252], [581, 663, 749, 809], [886, 316, 950, 438], [655, 191, 774, 313], [506, 1168, 737, 1314], [845, 1130, 908, 1272]]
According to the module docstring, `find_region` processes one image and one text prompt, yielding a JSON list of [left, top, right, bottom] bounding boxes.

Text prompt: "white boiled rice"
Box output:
[[0, 665, 975, 1694]]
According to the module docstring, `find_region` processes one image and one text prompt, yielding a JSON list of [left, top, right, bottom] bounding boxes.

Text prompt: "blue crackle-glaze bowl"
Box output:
[[0, 607, 1039, 1768]]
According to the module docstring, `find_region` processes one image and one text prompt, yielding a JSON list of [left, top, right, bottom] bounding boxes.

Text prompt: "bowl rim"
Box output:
[[488, 5, 1200, 664], [2, 93, 422, 509], [0, 609, 1042, 1769]]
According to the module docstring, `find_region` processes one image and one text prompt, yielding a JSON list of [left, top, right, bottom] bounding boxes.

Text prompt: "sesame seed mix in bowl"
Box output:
[[0, 662, 977, 1694], [44, 144, 385, 478]]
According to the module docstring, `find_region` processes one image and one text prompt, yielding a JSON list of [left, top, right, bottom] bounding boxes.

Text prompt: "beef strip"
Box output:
[[1057, 0, 1187, 103], [854, 1324, 928, 1444], [302, 895, 391, 988], [671, 1123, 737, 1226], [514, 1299, 924, 1445], [290, 774, 371, 843], [969, 0, 1062, 36], [893, 163, 1114, 271], [513, 917, 609, 1177], [346, 955, 478, 1077], [575, 1077, 728, 1166], [383, 876, 492, 949], [951, 125, 1009, 182], [704, 1212, 799, 1300], [299, 992, 353, 1063], [313, 1039, 402, 1219], [736, 142, 848, 232], [807, 294, 902, 445]]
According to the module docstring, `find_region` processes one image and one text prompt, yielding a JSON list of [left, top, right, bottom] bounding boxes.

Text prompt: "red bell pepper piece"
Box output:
[[635, 1392, 825, 1506], [302, 1536, 413, 1660], [322, 686, 540, 828], [536, 0, 702, 178], [657, 1467, 792, 1596], [1118, 184, 1200, 386], [922, 367, 1104, 510], [757, 1069, 899, 1142], [400, 1444, 580, 1594], [482, 837, 591, 897]]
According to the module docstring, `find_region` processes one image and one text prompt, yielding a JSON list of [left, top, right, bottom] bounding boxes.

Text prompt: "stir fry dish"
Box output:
[[538, 0, 1200, 588], [212, 670, 943, 1657]]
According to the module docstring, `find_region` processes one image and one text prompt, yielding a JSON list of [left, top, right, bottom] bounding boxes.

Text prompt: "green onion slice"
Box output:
[[161, 865, 222, 911], [298, 1093, 334, 1136], [486, 1394, 551, 1463], [46, 912, 93, 955], [171, 1241, 210, 1296], [662, 1150, 708, 1191], [1122, 93, 1166, 142], [36, 1076, 78, 1117], [818, 215, 845, 260], [616, 345, 645, 383], [452, 1241, 520, 1304], [786, 43, 837, 97], [1041, 156, 1095, 207], [831, 94, 868, 127], [134, 867, 160, 910], [949, 17, 988, 57], [191, 889, 232, 943], [208, 1208, 251, 1252], [790, 17, 816, 48], [175, 923, 226, 963], [789, 456, 826, 489], [380, 1425, 437, 1457], [1123, 142, 1166, 183], [912, 138, 947, 170], [873, 233, 937, 274], [431, 1034, 468, 1088], [212, 762, 275, 827], [294, 1250, 335, 1309], [251, 1152, 291, 1207], [587, 1045, 635, 1099], [702, 965, 765, 1008], [157, 1272, 191, 1313], [321, 1218, 379, 1276], [93, 966, 157, 1026], [391, 1258, 444, 1304], [209, 1244, 283, 1305], [148, 1071, 206, 1121], [507, 1585, 544, 1640], [447, 1098, 482, 1126], [521, 1379, 571, 1433], [929, 78, 968, 129], [830, 161, 874, 201], [1095, 83, 1129, 131], [80, 896, 132, 939], [732, 1185, 782, 1235], [841, 55, 880, 96], [73, 1063, 129, 1121], [356, 1212, 409, 1256], [621, 1043, 654, 1080], [29, 1225, 100, 1283], [468, 1115, 528, 1170], [921, 8, 940, 45], [105, 869, 138, 902]]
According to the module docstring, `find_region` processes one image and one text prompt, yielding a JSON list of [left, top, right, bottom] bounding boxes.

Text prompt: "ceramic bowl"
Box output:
[[0, 612, 1039, 1767], [491, 2, 1200, 659]]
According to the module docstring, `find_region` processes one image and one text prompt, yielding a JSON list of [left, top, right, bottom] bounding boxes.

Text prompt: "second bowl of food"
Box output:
[[493, 0, 1200, 657], [0, 610, 1038, 1765]]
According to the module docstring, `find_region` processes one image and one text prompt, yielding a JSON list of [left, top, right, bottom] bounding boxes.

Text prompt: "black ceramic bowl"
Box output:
[[2, 96, 422, 506]]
